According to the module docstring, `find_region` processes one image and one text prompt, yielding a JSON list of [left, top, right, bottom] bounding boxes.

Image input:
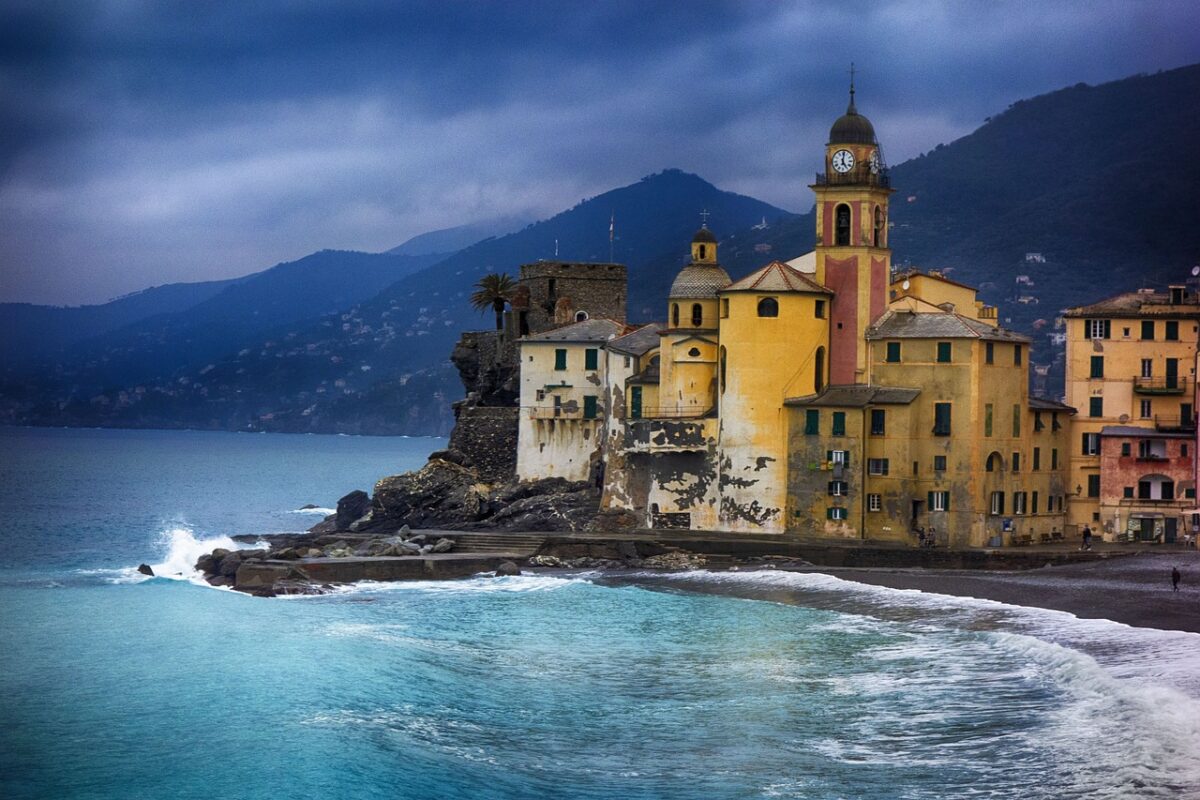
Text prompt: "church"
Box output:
[[515, 86, 1074, 548]]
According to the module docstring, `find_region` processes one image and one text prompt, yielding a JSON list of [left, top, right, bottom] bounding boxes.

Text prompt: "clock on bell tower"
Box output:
[[810, 69, 894, 385]]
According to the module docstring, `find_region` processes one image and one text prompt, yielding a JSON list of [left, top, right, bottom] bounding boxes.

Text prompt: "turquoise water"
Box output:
[[2, 427, 1199, 799]]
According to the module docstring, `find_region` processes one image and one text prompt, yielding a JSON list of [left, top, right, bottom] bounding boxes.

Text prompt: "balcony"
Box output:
[[625, 404, 713, 421], [1154, 415, 1197, 432], [1133, 376, 1188, 395], [528, 406, 586, 421]]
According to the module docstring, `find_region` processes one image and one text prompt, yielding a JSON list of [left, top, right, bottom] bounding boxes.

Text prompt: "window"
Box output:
[[554, 349, 567, 370], [937, 342, 952, 363], [913, 461, 919, 475], [868, 493, 882, 512], [815, 300, 826, 319], [1052, 413, 1061, 431], [1081, 433, 1100, 455], [1121, 442, 1131, 457], [1166, 320, 1179, 341], [691, 303, 703, 327], [873, 206, 884, 246], [1183, 443, 1190, 458], [868, 458, 889, 476], [1089, 397, 1103, 418], [1012, 404, 1021, 437], [719, 346, 727, 393], [1013, 492, 1027, 515], [985, 404, 993, 437], [835, 203, 851, 246], [575, 310, 589, 322], [1183, 403, 1193, 423], [827, 507, 848, 521], [1051, 448, 1059, 469], [1012, 452, 1021, 472], [698, 244, 707, 259], [1014, 345, 1022, 366], [623, 355, 631, 368], [1141, 320, 1155, 340], [583, 395, 598, 419], [721, 298, 729, 318], [1034, 412, 1044, 432], [585, 348, 598, 370], [671, 303, 680, 327], [933, 403, 952, 436], [986, 453, 1000, 472], [1087, 475, 1100, 498], [933, 455, 947, 471], [1140, 400, 1152, 419], [1087, 319, 1111, 339], [804, 409, 820, 435], [1090, 356, 1104, 378], [1032, 492, 1039, 514], [536, 389, 546, 401], [1123, 327, 1130, 338], [985, 342, 994, 364], [1141, 359, 1153, 378], [814, 347, 825, 393], [870, 409, 886, 435], [929, 491, 949, 512], [832, 411, 846, 436], [1167, 358, 1179, 389], [990, 492, 1005, 515], [827, 449, 850, 465], [1124, 486, 1135, 499], [886, 342, 901, 363], [828, 480, 849, 496], [757, 297, 779, 317]]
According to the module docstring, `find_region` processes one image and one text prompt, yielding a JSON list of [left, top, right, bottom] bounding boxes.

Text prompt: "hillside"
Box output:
[[5, 64, 1198, 434]]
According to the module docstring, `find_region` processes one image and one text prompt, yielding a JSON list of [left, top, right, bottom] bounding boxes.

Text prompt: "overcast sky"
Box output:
[[2, 1, 1198, 305]]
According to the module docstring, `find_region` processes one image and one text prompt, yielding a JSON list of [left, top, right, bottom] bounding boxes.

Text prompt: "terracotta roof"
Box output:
[[784, 385, 920, 408], [722, 261, 832, 294], [606, 323, 664, 356], [669, 262, 732, 299], [867, 310, 1029, 342], [1064, 289, 1200, 318], [523, 318, 625, 343], [891, 269, 979, 293]]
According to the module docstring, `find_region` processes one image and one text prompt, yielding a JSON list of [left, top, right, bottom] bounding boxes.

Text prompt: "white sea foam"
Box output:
[[105, 527, 269, 588], [289, 506, 335, 515]]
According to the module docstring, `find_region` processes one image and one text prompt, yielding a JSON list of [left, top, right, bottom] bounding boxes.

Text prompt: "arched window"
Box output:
[[671, 303, 679, 327], [719, 346, 727, 394], [874, 206, 884, 247], [691, 303, 703, 327], [986, 452, 1002, 472], [757, 297, 779, 317], [575, 310, 589, 322], [699, 245, 706, 260], [835, 204, 851, 246], [814, 347, 825, 393]]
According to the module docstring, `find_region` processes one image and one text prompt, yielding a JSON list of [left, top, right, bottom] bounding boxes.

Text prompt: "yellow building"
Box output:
[[1063, 288, 1200, 539]]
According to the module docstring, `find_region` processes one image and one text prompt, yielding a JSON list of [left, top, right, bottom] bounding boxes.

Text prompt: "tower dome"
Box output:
[[692, 226, 717, 245], [671, 226, 730, 299], [829, 73, 876, 145]]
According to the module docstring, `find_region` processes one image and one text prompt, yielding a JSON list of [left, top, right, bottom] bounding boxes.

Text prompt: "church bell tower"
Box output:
[[811, 70, 893, 385]]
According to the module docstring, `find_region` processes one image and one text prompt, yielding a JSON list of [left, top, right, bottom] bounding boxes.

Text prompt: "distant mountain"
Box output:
[[0, 277, 241, 368], [386, 216, 530, 257], [6, 170, 789, 434]]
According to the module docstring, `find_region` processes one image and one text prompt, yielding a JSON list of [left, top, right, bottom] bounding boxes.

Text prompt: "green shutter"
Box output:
[[886, 342, 901, 362], [832, 411, 846, 436], [937, 342, 951, 363], [805, 409, 820, 435], [1012, 404, 1021, 437], [583, 395, 598, 419], [1090, 356, 1104, 378], [985, 404, 993, 437], [585, 348, 598, 370], [927, 491, 934, 510], [554, 349, 567, 370]]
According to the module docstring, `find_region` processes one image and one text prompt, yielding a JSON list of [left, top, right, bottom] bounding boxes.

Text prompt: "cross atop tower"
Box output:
[[699, 208, 710, 228]]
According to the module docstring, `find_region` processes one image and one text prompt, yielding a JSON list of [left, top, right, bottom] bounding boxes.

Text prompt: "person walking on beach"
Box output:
[[1081, 525, 1093, 551], [1173, 566, 1182, 592]]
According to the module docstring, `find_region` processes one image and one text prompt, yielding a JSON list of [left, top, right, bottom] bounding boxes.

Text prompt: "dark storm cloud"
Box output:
[[2, 1, 1198, 304]]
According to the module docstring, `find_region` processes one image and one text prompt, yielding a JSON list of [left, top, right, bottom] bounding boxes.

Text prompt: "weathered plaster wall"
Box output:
[[517, 341, 607, 482]]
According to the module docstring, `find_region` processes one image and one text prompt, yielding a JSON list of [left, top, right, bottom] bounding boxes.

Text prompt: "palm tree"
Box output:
[[470, 273, 516, 330]]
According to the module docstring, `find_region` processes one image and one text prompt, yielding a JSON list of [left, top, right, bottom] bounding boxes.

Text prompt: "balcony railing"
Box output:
[[1134, 376, 1188, 395], [529, 406, 589, 420], [813, 168, 891, 189], [625, 405, 713, 421], [1154, 415, 1196, 432]]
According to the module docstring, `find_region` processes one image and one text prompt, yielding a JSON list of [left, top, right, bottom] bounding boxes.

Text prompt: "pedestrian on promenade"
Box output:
[[1081, 525, 1093, 551], [1173, 566, 1182, 592]]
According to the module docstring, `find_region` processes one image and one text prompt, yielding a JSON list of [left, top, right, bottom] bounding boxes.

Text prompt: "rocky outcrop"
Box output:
[[336, 490, 371, 529]]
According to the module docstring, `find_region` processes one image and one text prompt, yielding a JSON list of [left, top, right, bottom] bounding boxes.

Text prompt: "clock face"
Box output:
[[869, 151, 881, 174], [831, 149, 855, 173]]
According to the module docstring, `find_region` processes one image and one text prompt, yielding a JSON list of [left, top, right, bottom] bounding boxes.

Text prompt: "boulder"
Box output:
[[194, 554, 217, 575], [299, 503, 320, 510], [495, 561, 521, 577], [211, 548, 231, 560], [398, 524, 412, 537], [420, 544, 434, 554], [137, 563, 155, 577], [218, 552, 243, 577], [528, 555, 563, 567], [207, 575, 233, 587], [335, 490, 372, 530], [432, 538, 454, 553]]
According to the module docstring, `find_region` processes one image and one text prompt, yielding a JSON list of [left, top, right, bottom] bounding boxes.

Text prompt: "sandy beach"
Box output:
[[818, 551, 1200, 634]]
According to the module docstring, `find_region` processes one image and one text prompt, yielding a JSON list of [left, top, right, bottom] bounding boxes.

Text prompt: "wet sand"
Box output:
[[818, 551, 1200, 634]]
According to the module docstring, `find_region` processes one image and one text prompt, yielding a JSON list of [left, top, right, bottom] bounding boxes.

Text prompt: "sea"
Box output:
[[1, 426, 1198, 800]]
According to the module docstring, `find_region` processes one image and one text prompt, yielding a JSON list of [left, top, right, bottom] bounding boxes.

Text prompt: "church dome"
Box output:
[[669, 262, 731, 299], [829, 105, 876, 145], [691, 226, 717, 244]]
